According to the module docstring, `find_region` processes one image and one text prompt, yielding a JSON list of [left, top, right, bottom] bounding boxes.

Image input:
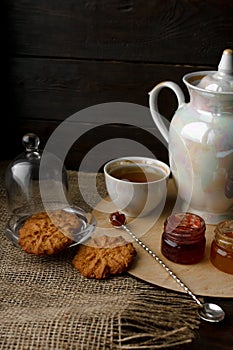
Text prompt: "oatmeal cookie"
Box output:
[[18, 210, 82, 255], [72, 235, 137, 279]]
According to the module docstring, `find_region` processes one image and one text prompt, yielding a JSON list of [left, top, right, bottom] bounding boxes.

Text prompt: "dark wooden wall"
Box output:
[[3, 0, 233, 170]]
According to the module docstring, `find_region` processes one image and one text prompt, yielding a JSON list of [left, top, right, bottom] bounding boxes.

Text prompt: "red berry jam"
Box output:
[[161, 212, 206, 264], [109, 212, 126, 227]]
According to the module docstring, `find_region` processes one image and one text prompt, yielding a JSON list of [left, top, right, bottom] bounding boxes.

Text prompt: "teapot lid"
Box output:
[[197, 49, 233, 92]]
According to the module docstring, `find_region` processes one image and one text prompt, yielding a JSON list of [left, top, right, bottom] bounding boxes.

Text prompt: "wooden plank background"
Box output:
[[3, 0, 233, 170]]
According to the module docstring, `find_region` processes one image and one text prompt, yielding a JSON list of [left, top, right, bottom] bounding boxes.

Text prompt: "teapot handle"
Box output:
[[149, 82, 185, 143]]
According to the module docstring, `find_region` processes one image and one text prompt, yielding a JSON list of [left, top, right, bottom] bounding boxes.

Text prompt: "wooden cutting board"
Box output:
[[93, 179, 233, 298]]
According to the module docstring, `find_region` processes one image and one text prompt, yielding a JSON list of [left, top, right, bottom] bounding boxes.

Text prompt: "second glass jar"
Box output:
[[210, 220, 233, 275]]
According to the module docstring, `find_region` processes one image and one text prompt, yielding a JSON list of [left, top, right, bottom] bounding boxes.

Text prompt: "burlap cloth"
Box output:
[[0, 161, 201, 350]]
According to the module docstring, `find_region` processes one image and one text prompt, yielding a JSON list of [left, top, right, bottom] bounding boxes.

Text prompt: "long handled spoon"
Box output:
[[109, 211, 225, 323]]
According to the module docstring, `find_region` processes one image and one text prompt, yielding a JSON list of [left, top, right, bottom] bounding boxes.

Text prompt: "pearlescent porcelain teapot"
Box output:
[[149, 49, 233, 224]]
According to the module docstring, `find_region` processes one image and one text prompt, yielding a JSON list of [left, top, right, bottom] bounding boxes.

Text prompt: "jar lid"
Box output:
[[197, 49, 233, 92], [215, 220, 233, 240], [164, 212, 206, 244]]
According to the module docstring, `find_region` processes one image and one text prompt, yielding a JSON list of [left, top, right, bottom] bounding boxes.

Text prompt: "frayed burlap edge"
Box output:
[[0, 162, 201, 349]]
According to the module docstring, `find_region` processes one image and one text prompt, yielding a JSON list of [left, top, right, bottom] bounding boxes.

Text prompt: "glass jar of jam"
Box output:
[[210, 220, 233, 275], [161, 212, 206, 264]]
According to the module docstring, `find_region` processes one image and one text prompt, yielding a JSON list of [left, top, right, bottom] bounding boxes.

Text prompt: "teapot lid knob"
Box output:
[[218, 49, 233, 75], [197, 48, 233, 92]]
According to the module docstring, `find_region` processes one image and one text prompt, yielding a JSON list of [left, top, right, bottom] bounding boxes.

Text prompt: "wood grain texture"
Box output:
[[9, 57, 202, 121], [6, 57, 198, 166], [12, 120, 169, 171], [6, 0, 233, 65], [5, 51, 214, 165], [3, 0, 233, 171]]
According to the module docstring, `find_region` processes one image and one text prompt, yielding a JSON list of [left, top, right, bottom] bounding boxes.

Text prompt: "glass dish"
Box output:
[[5, 204, 96, 249]]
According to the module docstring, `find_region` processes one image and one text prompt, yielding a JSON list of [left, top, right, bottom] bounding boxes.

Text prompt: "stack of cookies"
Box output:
[[18, 210, 137, 279]]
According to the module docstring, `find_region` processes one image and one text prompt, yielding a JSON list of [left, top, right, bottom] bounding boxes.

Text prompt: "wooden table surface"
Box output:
[[180, 296, 232, 350]]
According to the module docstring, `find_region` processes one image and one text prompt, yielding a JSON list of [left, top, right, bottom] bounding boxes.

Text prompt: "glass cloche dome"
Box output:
[[5, 133, 96, 247], [5, 133, 69, 216]]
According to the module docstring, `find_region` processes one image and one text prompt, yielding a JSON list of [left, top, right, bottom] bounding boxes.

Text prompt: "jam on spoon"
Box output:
[[109, 212, 126, 227], [109, 211, 225, 323]]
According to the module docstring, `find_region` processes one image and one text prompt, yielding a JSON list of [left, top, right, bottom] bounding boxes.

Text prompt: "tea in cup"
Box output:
[[104, 156, 170, 217]]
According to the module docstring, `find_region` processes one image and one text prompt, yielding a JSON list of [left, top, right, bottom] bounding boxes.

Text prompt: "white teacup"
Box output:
[[104, 156, 170, 217]]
